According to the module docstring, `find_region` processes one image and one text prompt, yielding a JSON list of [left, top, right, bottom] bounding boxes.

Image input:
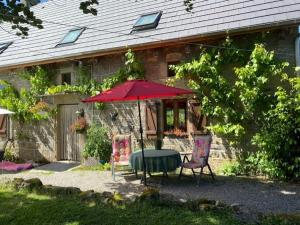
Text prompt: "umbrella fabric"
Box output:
[[0, 108, 14, 115], [82, 80, 193, 102]]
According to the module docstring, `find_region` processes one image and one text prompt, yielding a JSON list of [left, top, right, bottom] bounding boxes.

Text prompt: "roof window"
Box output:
[[56, 28, 85, 46], [132, 11, 162, 32], [0, 42, 12, 54]]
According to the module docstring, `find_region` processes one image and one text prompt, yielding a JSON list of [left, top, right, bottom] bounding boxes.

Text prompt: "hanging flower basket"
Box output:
[[70, 117, 88, 133]]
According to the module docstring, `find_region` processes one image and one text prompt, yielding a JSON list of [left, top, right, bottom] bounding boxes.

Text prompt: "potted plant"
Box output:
[[70, 117, 88, 133]]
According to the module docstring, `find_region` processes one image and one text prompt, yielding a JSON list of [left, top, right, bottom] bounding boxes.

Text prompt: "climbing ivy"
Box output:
[[0, 49, 144, 121], [172, 38, 300, 179], [100, 49, 144, 91], [0, 76, 52, 123]]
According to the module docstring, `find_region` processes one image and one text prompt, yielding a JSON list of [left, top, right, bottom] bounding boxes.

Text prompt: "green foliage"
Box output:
[[83, 123, 112, 162], [0, 66, 53, 123], [173, 39, 300, 179], [0, 1, 43, 36], [101, 49, 144, 91], [46, 66, 101, 96], [21, 66, 52, 95], [46, 84, 86, 95], [3, 147, 19, 162]]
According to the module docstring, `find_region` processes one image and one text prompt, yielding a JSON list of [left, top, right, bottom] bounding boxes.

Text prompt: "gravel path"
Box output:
[[1, 162, 299, 215]]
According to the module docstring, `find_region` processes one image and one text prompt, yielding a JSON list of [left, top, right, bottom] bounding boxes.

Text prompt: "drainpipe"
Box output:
[[295, 26, 300, 76]]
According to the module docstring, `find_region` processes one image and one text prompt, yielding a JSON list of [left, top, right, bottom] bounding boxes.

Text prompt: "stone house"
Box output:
[[0, 0, 299, 165]]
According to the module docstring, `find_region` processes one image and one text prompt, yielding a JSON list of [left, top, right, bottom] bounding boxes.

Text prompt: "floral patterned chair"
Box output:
[[178, 135, 215, 184], [111, 134, 132, 181]]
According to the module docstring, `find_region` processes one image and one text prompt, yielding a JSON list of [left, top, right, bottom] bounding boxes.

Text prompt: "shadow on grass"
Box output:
[[0, 186, 243, 225]]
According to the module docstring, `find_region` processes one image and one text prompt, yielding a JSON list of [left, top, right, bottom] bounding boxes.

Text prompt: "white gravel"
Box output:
[[1, 162, 299, 215]]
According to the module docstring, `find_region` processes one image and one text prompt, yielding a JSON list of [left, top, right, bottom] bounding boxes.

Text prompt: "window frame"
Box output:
[[56, 27, 85, 47], [163, 99, 188, 135], [0, 42, 13, 54], [132, 11, 162, 32], [61, 72, 72, 85], [167, 61, 180, 77]]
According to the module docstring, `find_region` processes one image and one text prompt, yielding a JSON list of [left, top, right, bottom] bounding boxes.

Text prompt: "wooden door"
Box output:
[[59, 104, 81, 161]]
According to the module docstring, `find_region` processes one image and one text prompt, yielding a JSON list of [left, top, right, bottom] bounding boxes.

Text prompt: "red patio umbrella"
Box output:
[[82, 80, 193, 185]]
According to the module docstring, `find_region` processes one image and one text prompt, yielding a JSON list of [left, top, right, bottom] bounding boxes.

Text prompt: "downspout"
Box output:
[[295, 27, 300, 76]]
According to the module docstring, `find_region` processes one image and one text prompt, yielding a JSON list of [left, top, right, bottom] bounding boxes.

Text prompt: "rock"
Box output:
[[12, 178, 24, 189], [102, 191, 113, 198], [215, 200, 227, 208], [43, 185, 80, 195], [231, 203, 241, 212], [179, 198, 188, 203], [25, 178, 43, 187], [111, 192, 125, 205], [60, 187, 81, 195], [160, 193, 176, 202], [199, 203, 215, 211], [79, 190, 95, 200], [13, 178, 43, 191], [198, 199, 216, 205], [139, 188, 160, 201]]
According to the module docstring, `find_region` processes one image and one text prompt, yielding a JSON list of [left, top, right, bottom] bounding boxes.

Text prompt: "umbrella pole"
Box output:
[[137, 98, 147, 186]]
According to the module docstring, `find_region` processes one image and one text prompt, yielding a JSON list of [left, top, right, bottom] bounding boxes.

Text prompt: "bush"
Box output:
[[83, 124, 112, 162], [4, 147, 19, 162]]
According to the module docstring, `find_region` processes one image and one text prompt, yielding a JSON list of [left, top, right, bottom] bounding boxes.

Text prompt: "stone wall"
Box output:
[[13, 119, 56, 162]]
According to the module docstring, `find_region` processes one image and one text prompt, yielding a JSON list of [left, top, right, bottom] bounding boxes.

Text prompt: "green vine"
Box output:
[[0, 67, 53, 123], [100, 49, 144, 91], [94, 49, 144, 109], [172, 38, 300, 179], [0, 49, 144, 122]]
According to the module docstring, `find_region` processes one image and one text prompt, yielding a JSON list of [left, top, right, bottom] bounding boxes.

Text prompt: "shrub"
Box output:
[[4, 147, 19, 162], [83, 124, 112, 162]]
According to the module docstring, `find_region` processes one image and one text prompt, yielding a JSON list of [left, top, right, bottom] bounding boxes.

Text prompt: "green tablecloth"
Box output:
[[129, 149, 182, 173]]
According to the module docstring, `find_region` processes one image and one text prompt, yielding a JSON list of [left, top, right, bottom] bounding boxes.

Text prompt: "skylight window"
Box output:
[[57, 28, 85, 46], [0, 42, 12, 54], [132, 11, 162, 32]]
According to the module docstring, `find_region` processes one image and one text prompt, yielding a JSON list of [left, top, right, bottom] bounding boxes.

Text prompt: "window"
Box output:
[[132, 11, 162, 32], [61, 73, 71, 85], [163, 99, 187, 133], [0, 42, 12, 54], [167, 61, 180, 77], [0, 115, 7, 135], [56, 28, 85, 46]]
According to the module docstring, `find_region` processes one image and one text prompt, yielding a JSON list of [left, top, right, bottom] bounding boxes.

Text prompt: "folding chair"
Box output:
[[178, 135, 215, 184], [111, 134, 133, 181]]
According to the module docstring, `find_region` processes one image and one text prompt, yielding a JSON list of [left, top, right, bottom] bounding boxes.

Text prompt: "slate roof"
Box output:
[[0, 0, 300, 69]]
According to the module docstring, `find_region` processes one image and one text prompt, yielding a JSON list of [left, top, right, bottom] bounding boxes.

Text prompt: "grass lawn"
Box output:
[[0, 185, 299, 225]]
